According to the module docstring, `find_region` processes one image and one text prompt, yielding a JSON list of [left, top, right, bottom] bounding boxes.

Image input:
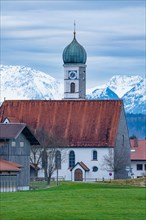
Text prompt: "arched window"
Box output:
[[69, 150, 75, 168], [42, 150, 48, 169], [70, 83, 75, 93], [55, 150, 61, 169], [93, 150, 97, 160]]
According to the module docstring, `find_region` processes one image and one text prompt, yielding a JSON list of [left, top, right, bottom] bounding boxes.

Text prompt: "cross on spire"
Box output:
[[73, 20, 76, 37]]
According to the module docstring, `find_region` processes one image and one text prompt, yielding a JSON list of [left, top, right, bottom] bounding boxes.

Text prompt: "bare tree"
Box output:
[[102, 147, 131, 178], [30, 128, 46, 178], [102, 148, 114, 172], [32, 128, 67, 185], [30, 144, 42, 177]]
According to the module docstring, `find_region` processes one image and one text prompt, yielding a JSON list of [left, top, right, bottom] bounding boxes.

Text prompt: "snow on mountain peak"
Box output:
[[87, 87, 119, 100], [122, 78, 146, 114], [0, 65, 145, 114], [0, 65, 63, 101], [87, 74, 143, 98], [106, 75, 143, 98]]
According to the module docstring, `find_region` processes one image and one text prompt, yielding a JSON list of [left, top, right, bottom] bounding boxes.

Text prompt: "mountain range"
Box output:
[[0, 65, 145, 114]]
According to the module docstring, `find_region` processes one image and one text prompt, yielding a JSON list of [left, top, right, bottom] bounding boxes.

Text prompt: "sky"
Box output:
[[1, 0, 146, 88]]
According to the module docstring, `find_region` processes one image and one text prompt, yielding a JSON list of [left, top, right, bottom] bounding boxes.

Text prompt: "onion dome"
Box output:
[[63, 32, 87, 64]]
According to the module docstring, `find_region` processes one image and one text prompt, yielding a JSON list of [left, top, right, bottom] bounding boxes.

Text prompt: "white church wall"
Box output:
[[51, 147, 114, 181], [64, 92, 79, 99]]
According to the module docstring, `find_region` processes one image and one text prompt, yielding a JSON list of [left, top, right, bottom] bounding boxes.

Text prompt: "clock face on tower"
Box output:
[[68, 70, 77, 80]]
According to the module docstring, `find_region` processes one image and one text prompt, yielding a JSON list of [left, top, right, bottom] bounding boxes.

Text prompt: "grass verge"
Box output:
[[0, 181, 146, 220]]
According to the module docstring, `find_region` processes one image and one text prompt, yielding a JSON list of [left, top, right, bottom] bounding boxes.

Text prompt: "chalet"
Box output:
[[0, 123, 40, 191], [130, 139, 146, 178], [0, 29, 131, 181]]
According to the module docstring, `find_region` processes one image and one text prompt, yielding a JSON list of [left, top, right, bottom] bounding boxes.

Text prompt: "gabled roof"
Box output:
[[3, 116, 20, 123], [130, 139, 146, 160], [0, 100, 123, 147], [0, 123, 40, 145], [71, 161, 90, 171], [0, 123, 26, 139], [0, 159, 22, 171]]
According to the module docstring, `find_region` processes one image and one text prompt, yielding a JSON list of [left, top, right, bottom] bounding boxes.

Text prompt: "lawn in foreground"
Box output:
[[0, 182, 146, 220]]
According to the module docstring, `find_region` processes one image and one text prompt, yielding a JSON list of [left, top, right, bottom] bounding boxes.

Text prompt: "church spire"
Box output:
[[73, 20, 76, 38], [63, 24, 87, 99]]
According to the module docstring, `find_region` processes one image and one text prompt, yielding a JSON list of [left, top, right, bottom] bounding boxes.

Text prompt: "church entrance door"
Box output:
[[74, 169, 83, 181]]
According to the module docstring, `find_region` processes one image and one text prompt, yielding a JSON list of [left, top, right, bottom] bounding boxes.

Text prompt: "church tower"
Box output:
[[62, 25, 87, 99]]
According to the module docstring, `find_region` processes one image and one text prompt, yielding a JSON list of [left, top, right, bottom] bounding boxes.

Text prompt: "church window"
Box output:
[[70, 83, 75, 93], [69, 150, 75, 168], [93, 150, 97, 160], [42, 150, 48, 169], [92, 166, 98, 172], [55, 150, 61, 169]]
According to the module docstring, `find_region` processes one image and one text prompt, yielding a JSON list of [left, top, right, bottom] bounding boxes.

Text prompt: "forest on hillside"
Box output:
[[126, 114, 146, 139]]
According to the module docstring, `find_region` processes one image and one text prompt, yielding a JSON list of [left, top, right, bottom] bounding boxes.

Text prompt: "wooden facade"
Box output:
[[0, 123, 40, 191]]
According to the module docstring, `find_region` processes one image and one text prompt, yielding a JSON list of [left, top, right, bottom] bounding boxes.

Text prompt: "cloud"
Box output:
[[87, 55, 145, 87], [1, 1, 145, 88]]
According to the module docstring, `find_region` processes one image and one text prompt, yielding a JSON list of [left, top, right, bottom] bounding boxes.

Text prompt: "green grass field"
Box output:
[[0, 182, 146, 220]]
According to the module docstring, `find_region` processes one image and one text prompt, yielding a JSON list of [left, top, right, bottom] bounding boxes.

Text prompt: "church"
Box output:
[[0, 29, 131, 181]]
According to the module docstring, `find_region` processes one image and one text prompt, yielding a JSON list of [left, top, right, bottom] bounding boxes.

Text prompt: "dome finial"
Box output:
[[63, 21, 87, 64], [73, 20, 76, 38]]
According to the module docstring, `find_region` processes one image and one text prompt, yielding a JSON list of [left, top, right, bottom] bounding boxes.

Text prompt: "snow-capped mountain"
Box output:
[[86, 87, 119, 100], [122, 79, 146, 114], [106, 75, 143, 98], [87, 75, 143, 98], [0, 65, 145, 114], [87, 75, 145, 114], [0, 65, 63, 101]]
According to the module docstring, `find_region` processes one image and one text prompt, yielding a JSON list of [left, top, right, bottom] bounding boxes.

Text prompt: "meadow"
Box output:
[[0, 182, 146, 220]]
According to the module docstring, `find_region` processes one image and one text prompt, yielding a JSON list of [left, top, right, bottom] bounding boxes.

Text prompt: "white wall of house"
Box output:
[[38, 147, 114, 181], [131, 161, 146, 178]]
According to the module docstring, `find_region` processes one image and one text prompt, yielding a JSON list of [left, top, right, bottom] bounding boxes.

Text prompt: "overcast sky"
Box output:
[[1, 0, 145, 88]]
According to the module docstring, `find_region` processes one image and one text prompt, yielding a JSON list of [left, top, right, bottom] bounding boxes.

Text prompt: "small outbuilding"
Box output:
[[0, 160, 22, 192], [0, 123, 40, 191]]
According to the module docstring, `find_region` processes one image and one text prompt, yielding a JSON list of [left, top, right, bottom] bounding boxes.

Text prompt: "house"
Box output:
[[130, 139, 146, 178], [0, 123, 40, 191], [0, 30, 131, 181]]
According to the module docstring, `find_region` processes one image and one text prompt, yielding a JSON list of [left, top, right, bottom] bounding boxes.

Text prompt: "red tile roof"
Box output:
[[79, 161, 90, 171], [0, 159, 22, 171], [130, 140, 146, 160], [0, 100, 123, 147], [70, 161, 90, 171]]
